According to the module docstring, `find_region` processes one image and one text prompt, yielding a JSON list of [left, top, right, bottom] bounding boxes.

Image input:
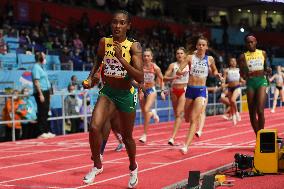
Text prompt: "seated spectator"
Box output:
[[2, 90, 27, 141], [73, 33, 83, 51], [44, 36, 53, 51], [64, 84, 81, 133], [60, 46, 73, 70], [20, 87, 38, 139], [71, 48, 85, 70], [0, 30, 7, 54], [70, 75, 81, 90], [52, 36, 63, 50]]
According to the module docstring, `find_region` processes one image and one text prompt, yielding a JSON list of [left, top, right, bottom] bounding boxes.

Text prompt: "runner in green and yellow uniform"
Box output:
[[82, 10, 143, 188], [238, 34, 271, 136]]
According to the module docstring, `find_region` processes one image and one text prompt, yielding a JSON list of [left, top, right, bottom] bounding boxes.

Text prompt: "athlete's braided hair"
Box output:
[[113, 10, 132, 23], [244, 33, 257, 42]]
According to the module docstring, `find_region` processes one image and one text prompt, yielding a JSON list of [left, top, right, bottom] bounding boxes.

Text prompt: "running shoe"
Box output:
[[195, 131, 202, 138], [47, 132, 56, 138], [222, 114, 231, 120], [180, 145, 189, 154], [128, 163, 138, 188], [139, 134, 147, 143], [115, 143, 125, 152], [232, 114, 237, 125], [271, 109, 275, 113], [152, 109, 160, 123], [168, 138, 174, 146], [236, 112, 241, 121], [37, 133, 49, 139], [83, 166, 103, 184]]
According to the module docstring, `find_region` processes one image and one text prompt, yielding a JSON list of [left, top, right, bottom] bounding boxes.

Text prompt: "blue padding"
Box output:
[[18, 54, 36, 69], [0, 53, 18, 70], [4, 36, 19, 43], [46, 55, 61, 70]]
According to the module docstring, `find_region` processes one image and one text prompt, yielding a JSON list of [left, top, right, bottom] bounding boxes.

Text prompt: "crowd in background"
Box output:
[[0, 0, 283, 142], [0, 0, 282, 73], [0, 75, 92, 142]]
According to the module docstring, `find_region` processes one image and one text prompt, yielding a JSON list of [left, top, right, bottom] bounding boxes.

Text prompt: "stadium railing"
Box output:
[[0, 85, 280, 142]]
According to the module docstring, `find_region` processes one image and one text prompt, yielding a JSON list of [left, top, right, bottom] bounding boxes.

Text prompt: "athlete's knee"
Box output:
[[89, 125, 99, 133], [122, 135, 134, 145], [175, 111, 184, 119], [230, 98, 236, 104], [143, 107, 151, 113], [257, 108, 265, 116], [88, 121, 101, 133]]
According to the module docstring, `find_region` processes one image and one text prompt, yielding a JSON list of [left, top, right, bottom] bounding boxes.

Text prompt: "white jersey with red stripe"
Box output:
[[172, 62, 189, 85]]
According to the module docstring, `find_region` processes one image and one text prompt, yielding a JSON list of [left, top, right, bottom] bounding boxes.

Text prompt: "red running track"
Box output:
[[0, 108, 284, 189]]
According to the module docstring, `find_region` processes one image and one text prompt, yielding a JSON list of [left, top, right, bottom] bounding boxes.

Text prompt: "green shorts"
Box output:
[[247, 76, 268, 91], [99, 85, 138, 113]]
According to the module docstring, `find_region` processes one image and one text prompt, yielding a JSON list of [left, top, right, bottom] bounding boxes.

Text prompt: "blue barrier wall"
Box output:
[[0, 70, 89, 91]]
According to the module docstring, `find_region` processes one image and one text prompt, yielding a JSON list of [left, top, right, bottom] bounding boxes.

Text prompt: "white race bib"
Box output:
[[104, 58, 127, 78]]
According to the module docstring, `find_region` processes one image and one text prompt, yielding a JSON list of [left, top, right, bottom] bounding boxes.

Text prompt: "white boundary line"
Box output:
[[0, 118, 282, 174], [0, 111, 257, 160], [0, 121, 283, 187]]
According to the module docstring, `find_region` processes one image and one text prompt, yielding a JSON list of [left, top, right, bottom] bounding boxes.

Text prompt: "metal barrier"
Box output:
[[0, 85, 280, 142]]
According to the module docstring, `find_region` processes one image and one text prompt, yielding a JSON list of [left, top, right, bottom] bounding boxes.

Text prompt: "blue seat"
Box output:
[[0, 53, 18, 70], [4, 37, 20, 53], [18, 54, 36, 70], [46, 55, 61, 70]]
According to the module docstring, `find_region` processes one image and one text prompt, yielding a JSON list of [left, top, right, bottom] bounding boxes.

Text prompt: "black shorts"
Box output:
[[276, 86, 282, 91]]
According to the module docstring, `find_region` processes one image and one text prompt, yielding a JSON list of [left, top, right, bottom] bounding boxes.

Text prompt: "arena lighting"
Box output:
[[240, 28, 245, 32], [273, 10, 277, 13], [238, 8, 242, 12], [247, 9, 251, 12], [264, 10, 268, 13], [260, 0, 284, 3]]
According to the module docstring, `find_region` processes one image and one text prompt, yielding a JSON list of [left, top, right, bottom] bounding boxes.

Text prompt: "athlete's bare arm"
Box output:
[[209, 56, 222, 80], [222, 68, 228, 88], [177, 55, 191, 75], [83, 38, 105, 88], [238, 54, 248, 79], [163, 63, 176, 82], [262, 50, 271, 76], [269, 74, 276, 83], [154, 64, 164, 89]]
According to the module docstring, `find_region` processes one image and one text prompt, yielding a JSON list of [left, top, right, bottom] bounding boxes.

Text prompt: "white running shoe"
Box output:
[[37, 133, 49, 139], [47, 132, 56, 138], [271, 109, 275, 113], [180, 145, 189, 154], [139, 134, 147, 143], [128, 163, 138, 188], [83, 166, 103, 184], [195, 131, 202, 138], [232, 115, 237, 125], [168, 138, 174, 146], [152, 109, 160, 123], [236, 112, 241, 121], [222, 114, 229, 120]]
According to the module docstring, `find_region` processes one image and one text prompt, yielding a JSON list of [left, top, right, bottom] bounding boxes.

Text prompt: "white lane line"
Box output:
[[75, 139, 259, 189], [1, 122, 283, 185], [0, 118, 283, 172]]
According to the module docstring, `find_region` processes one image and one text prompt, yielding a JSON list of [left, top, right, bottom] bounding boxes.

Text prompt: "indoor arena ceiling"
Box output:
[[181, 0, 284, 10]]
